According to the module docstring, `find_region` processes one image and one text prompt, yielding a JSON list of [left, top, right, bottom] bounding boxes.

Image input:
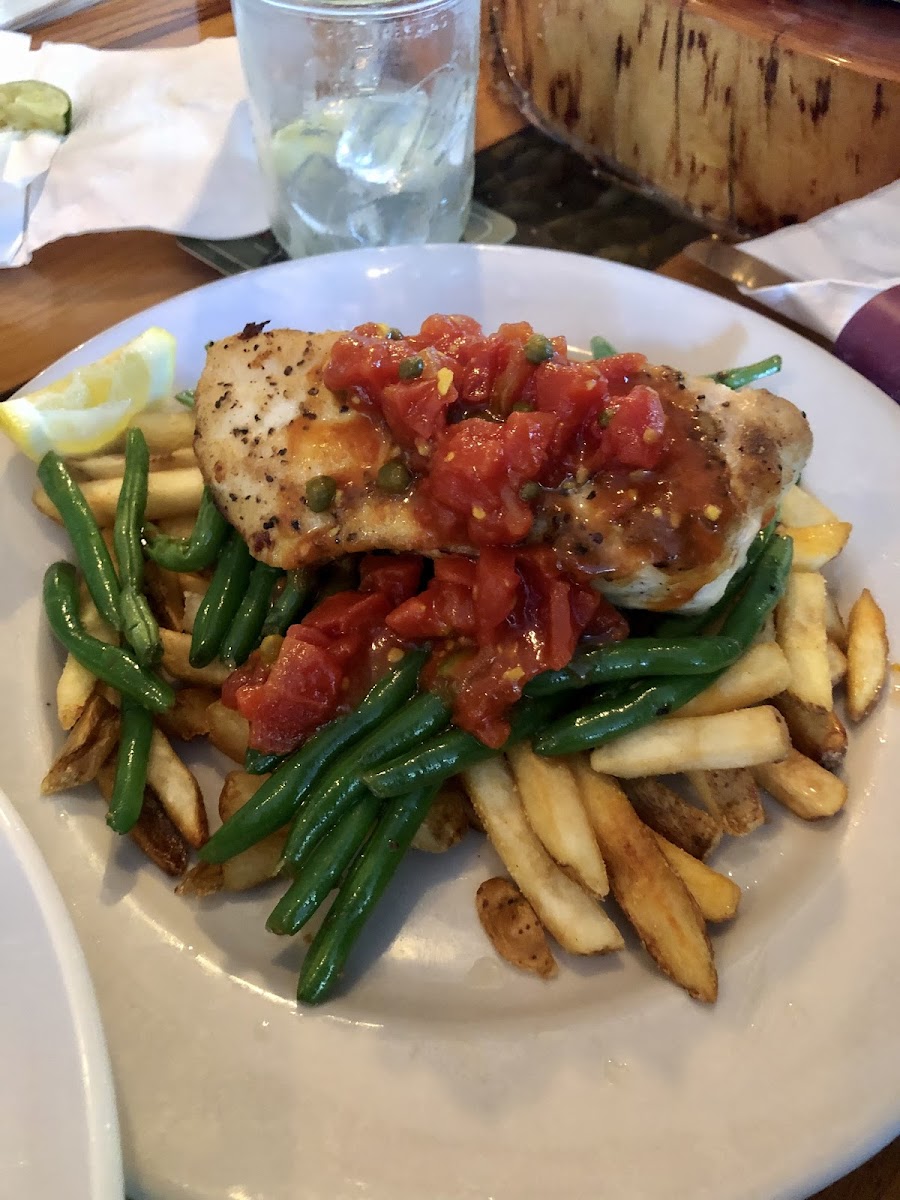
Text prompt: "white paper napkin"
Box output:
[[739, 181, 900, 341], [0, 30, 268, 267]]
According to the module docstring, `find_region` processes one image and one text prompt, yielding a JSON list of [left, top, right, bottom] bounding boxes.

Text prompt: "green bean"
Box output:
[[43, 562, 174, 712], [267, 793, 380, 936], [218, 561, 282, 667], [534, 535, 793, 756], [244, 748, 285, 776], [113, 429, 161, 667], [37, 452, 121, 630], [145, 487, 229, 571], [654, 522, 775, 639], [710, 354, 782, 391], [362, 695, 564, 799], [189, 529, 254, 667], [106, 699, 153, 833], [590, 336, 617, 360], [524, 635, 740, 697], [198, 649, 427, 864], [261, 568, 315, 638], [296, 785, 437, 1004], [281, 692, 450, 869]]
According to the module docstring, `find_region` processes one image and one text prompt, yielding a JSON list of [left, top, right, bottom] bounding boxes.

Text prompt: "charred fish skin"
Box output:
[[194, 328, 812, 612]]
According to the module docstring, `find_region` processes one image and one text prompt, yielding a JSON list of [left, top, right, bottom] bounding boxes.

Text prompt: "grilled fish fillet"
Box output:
[[194, 328, 812, 612]]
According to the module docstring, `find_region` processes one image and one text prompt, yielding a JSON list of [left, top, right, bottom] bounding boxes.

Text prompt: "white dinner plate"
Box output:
[[4, 243, 900, 1200], [0, 786, 122, 1199]]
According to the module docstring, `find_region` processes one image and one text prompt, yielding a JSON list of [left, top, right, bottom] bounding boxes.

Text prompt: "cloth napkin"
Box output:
[[739, 182, 900, 401], [0, 30, 268, 267]]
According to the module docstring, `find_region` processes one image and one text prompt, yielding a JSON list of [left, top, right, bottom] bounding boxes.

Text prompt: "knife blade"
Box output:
[[682, 238, 795, 290]]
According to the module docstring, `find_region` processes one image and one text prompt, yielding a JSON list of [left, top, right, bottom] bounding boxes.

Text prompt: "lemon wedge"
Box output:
[[0, 328, 177, 460]]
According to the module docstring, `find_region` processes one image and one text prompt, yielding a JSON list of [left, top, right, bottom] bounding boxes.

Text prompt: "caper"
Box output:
[[599, 408, 614, 428], [387, 327, 403, 341], [519, 480, 541, 502], [305, 474, 337, 512], [376, 459, 413, 494], [524, 334, 554, 365], [398, 355, 425, 380], [511, 401, 534, 413]]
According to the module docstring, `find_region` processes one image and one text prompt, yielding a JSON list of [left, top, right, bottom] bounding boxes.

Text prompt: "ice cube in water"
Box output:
[[335, 90, 430, 187]]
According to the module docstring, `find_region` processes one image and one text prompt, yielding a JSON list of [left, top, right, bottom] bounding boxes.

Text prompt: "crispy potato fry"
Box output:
[[176, 863, 224, 897], [411, 782, 470, 853], [779, 522, 852, 571], [475, 877, 558, 979], [824, 592, 848, 649], [143, 560, 185, 631], [753, 749, 847, 820], [573, 763, 717, 1003], [846, 588, 889, 722], [677, 642, 791, 718], [160, 629, 231, 686], [776, 571, 832, 711], [146, 729, 208, 848], [774, 693, 848, 772], [216, 771, 287, 890], [462, 758, 623, 955], [589, 706, 791, 779], [178, 571, 210, 595], [156, 686, 217, 742], [778, 484, 840, 528], [97, 762, 190, 876], [181, 592, 203, 635], [753, 611, 776, 645], [34, 467, 204, 527], [71, 446, 197, 479], [649, 832, 741, 922], [125, 409, 195, 454], [828, 641, 848, 687], [686, 768, 765, 837], [507, 744, 609, 896], [207, 701, 250, 765], [155, 513, 199, 540], [42, 694, 120, 794], [624, 777, 722, 859], [56, 595, 119, 730]]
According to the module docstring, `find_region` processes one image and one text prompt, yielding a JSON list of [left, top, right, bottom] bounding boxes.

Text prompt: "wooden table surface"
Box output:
[[7, 3, 898, 1198]]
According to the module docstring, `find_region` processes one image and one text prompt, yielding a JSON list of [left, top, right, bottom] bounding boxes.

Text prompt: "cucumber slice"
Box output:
[[0, 81, 72, 135]]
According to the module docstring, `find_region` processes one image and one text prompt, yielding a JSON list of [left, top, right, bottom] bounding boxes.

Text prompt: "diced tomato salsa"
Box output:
[[224, 314, 733, 752]]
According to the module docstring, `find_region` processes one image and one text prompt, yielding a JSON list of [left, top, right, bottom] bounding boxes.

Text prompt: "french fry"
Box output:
[[160, 629, 231, 686], [34, 467, 204, 527], [176, 863, 224, 897], [410, 782, 470, 853], [779, 522, 852, 571], [475, 877, 558, 979], [155, 513, 199, 540], [589, 707, 791, 779], [846, 588, 889, 721], [824, 591, 848, 649], [753, 749, 847, 820], [753, 611, 776, 645], [624, 777, 722, 859], [156, 686, 218, 742], [42, 694, 120, 794], [687, 768, 765, 836], [778, 484, 840, 528], [677, 642, 790, 718], [178, 572, 210, 595], [772, 693, 848, 772], [181, 592, 203, 635], [207, 701, 251, 765], [827, 641, 848, 687], [649, 831, 741, 922], [125, 409, 195, 454], [146, 729, 208, 848], [507, 744, 609, 896], [71, 446, 197, 479], [143, 560, 185, 631], [97, 762, 189, 876], [462, 758, 623, 955], [776, 571, 832, 711], [56, 594, 119, 730], [217, 771, 286, 891], [573, 763, 717, 1003]]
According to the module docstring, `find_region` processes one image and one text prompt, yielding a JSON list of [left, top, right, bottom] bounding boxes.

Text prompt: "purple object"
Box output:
[[834, 284, 900, 402]]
